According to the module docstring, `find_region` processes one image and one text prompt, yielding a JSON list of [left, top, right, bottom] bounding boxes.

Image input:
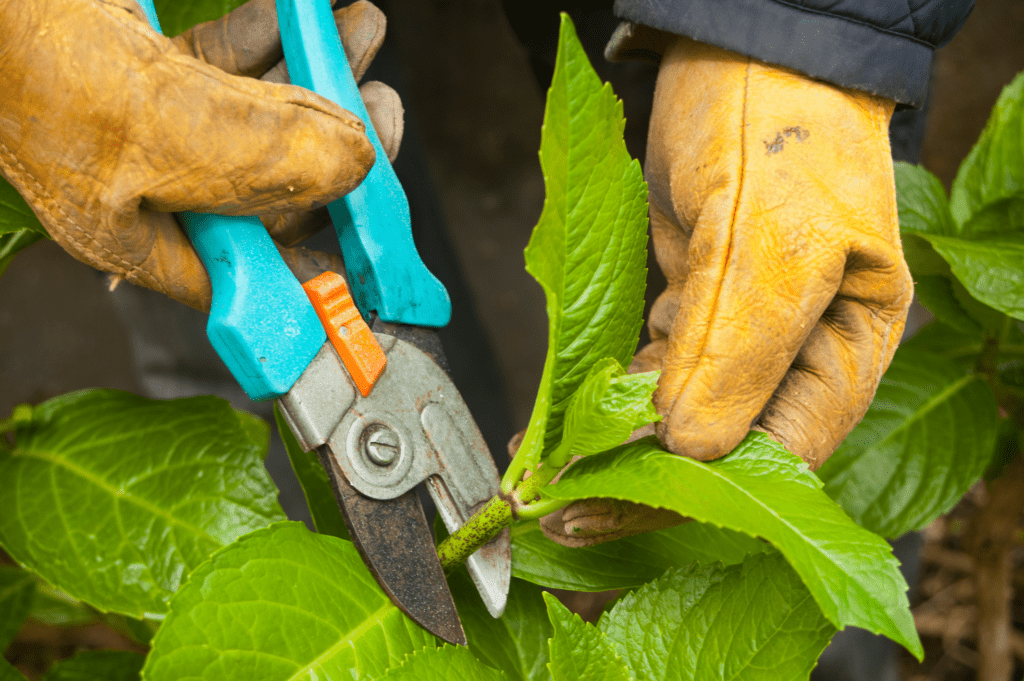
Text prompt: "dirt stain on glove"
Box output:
[[764, 126, 810, 154]]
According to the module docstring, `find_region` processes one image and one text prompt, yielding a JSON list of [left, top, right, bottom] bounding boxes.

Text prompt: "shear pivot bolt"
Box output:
[[362, 424, 400, 466]]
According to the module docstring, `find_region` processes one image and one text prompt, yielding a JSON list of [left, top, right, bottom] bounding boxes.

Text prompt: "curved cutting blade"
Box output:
[[318, 447, 466, 645]]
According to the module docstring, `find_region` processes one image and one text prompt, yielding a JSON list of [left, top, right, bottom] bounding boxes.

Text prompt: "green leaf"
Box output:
[[912, 275, 985, 335], [599, 552, 836, 680], [44, 651, 145, 681], [950, 70, 1024, 236], [507, 14, 648, 483], [0, 230, 44, 278], [950, 276, 1014, 333], [901, 233, 951, 278], [896, 162, 956, 239], [0, 179, 46, 238], [26, 579, 96, 628], [548, 359, 659, 467], [896, 79, 1024, 320], [544, 593, 631, 681], [0, 566, 34, 649], [817, 347, 997, 538], [143, 522, 435, 681], [236, 410, 270, 456], [986, 417, 1020, 481], [895, 162, 1013, 330], [543, 434, 922, 658], [101, 612, 158, 647], [152, 0, 246, 37], [900, 319, 1024, 368], [511, 519, 767, 592], [448, 568, 551, 681], [273, 404, 349, 540], [377, 646, 506, 681], [0, 389, 286, 619], [921, 232, 1024, 320], [0, 178, 48, 278], [0, 658, 28, 681]]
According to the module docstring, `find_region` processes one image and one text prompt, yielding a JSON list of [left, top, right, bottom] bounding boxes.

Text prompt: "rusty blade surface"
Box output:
[[317, 447, 466, 646]]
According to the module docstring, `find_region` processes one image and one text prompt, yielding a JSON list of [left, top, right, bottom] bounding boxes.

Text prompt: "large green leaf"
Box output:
[[142, 522, 435, 680], [544, 593, 631, 681], [542, 434, 922, 658], [44, 651, 144, 681], [273, 404, 349, 540], [0, 390, 286, 619], [0, 566, 34, 650], [511, 519, 767, 592], [599, 552, 836, 680], [950, 70, 1024, 236], [817, 347, 997, 538], [506, 13, 648, 484], [153, 0, 246, 37], [448, 567, 551, 681], [377, 646, 506, 681]]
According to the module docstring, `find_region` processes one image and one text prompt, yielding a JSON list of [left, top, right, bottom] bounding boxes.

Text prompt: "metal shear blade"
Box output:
[[277, 332, 511, 643], [317, 448, 465, 645]]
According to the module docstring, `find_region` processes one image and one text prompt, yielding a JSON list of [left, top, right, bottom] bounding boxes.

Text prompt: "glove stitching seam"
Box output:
[[0, 138, 147, 286], [95, 0, 168, 46]]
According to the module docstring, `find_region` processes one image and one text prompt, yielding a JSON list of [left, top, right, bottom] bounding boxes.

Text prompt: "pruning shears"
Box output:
[[136, 0, 510, 645]]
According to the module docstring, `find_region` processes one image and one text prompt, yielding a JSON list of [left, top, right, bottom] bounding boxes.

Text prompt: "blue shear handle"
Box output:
[[135, 0, 326, 401], [178, 213, 326, 401], [277, 0, 452, 328]]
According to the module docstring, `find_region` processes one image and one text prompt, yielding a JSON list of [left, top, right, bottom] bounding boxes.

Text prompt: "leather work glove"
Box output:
[[543, 36, 913, 547], [0, 0, 402, 311]]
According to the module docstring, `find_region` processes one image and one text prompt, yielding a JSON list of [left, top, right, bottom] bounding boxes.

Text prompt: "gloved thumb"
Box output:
[[540, 498, 685, 548]]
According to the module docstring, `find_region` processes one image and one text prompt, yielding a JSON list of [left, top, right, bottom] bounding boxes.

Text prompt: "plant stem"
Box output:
[[436, 462, 568, 571], [437, 495, 513, 572], [966, 452, 1024, 681]]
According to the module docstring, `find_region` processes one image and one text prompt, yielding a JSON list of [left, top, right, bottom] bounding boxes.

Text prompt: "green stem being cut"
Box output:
[[436, 462, 568, 571], [437, 496, 512, 572]]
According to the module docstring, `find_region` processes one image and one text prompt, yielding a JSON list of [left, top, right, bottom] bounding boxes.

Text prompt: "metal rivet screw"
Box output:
[[362, 424, 400, 466]]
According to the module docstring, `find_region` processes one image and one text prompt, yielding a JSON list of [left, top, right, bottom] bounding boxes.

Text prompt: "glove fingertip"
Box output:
[[334, 0, 386, 82], [360, 81, 404, 162]]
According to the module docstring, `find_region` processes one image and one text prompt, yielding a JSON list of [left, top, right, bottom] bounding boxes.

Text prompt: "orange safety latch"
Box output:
[[302, 272, 386, 397]]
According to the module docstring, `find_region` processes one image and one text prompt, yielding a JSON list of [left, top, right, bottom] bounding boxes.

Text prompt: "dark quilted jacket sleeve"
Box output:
[[613, 0, 974, 106]]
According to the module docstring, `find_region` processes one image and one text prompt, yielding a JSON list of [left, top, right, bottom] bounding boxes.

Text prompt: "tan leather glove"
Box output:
[[0, 0, 400, 311], [542, 36, 913, 547]]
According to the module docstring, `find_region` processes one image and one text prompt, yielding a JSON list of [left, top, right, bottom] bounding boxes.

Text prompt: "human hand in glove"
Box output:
[[0, 0, 401, 311], [543, 36, 913, 547]]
